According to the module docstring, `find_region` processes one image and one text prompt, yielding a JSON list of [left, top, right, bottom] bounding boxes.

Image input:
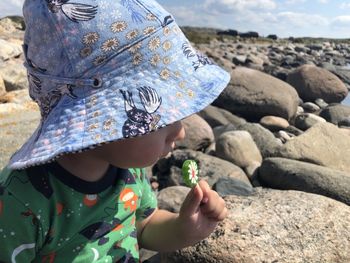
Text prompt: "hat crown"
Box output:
[[23, 0, 173, 78]]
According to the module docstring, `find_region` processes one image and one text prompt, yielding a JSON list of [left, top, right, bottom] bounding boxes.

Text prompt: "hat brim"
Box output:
[[9, 25, 230, 169]]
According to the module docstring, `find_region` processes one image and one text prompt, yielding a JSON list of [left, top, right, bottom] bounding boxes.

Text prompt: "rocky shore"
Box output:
[[1, 17, 350, 262]]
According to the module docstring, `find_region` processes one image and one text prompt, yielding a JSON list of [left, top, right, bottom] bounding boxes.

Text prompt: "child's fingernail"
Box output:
[[202, 197, 209, 203]]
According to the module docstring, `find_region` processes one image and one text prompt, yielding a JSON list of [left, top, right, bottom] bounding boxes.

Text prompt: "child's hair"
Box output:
[[9, 0, 230, 170]]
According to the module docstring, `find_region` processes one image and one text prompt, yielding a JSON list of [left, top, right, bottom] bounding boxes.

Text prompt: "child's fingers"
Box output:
[[180, 184, 203, 218], [198, 180, 211, 203], [199, 187, 227, 221], [209, 206, 228, 222]]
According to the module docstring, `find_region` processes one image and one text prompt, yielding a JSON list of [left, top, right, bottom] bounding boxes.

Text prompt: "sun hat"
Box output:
[[8, 0, 230, 170]]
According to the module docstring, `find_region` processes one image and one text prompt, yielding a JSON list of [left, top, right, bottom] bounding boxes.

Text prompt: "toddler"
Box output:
[[0, 0, 230, 262]]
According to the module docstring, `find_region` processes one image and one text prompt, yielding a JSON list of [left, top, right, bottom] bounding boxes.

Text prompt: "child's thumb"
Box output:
[[180, 184, 203, 218]]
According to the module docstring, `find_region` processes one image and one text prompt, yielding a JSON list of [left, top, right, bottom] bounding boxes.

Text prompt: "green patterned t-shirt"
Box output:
[[0, 162, 157, 262]]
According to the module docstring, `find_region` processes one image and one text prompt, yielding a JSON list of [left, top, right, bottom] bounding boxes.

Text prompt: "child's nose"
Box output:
[[168, 121, 186, 142], [174, 124, 186, 142]]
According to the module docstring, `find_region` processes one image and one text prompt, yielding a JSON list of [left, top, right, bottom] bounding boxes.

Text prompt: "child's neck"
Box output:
[[56, 152, 110, 182]]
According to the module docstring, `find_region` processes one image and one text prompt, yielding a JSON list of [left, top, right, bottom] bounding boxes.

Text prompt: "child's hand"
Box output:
[[178, 180, 228, 243]]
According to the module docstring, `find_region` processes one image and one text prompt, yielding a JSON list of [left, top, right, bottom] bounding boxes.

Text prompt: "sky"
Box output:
[[1, 0, 350, 38]]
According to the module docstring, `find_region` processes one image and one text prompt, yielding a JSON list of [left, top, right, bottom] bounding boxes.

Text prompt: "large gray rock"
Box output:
[[213, 177, 254, 197], [212, 124, 236, 140], [237, 122, 282, 158], [0, 17, 25, 41], [277, 122, 350, 173], [259, 157, 350, 205], [294, 113, 326, 131], [324, 63, 350, 87], [0, 75, 5, 95], [0, 16, 25, 33], [198, 105, 246, 128], [301, 102, 320, 113], [259, 115, 290, 132], [0, 38, 22, 62], [0, 61, 27, 91], [175, 114, 214, 151], [339, 116, 350, 128], [336, 68, 350, 86], [157, 186, 190, 213], [215, 130, 262, 169], [162, 188, 350, 263], [155, 149, 250, 189], [0, 89, 33, 104], [319, 104, 350, 125], [287, 65, 348, 103], [213, 67, 299, 121]]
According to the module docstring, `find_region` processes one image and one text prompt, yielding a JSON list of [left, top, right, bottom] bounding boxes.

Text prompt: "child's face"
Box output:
[[92, 121, 185, 168]]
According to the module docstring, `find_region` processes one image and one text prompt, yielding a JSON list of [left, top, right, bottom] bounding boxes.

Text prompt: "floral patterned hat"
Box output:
[[9, 0, 230, 169]]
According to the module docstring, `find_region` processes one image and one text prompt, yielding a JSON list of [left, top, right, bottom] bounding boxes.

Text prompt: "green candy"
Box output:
[[182, 160, 199, 188]]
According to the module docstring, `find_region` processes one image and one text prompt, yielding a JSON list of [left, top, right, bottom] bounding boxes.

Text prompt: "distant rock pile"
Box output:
[[0, 16, 38, 168], [1, 17, 350, 263]]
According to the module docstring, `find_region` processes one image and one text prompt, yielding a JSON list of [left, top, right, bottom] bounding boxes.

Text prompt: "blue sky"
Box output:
[[1, 0, 350, 38]]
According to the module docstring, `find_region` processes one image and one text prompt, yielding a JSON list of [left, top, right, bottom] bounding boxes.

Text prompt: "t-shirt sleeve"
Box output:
[[0, 170, 44, 262], [135, 168, 158, 221]]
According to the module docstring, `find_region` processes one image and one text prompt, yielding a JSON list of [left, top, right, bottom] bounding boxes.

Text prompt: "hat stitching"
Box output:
[[62, 13, 177, 76], [44, 0, 102, 78], [23, 43, 80, 124], [25, 23, 178, 90], [45, 4, 173, 74], [37, 24, 183, 86], [121, 0, 145, 23], [23, 43, 47, 95], [26, 64, 98, 88], [133, 0, 159, 23], [132, 0, 172, 27], [42, 8, 77, 80], [75, 24, 169, 74]]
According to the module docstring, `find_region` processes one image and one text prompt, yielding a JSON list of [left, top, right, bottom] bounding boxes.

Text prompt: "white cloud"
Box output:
[[276, 12, 328, 27], [167, 6, 223, 28], [165, 1, 337, 37], [285, 0, 306, 4], [340, 2, 350, 9], [203, 0, 277, 14], [286, 0, 327, 4], [0, 0, 24, 18], [331, 16, 350, 27]]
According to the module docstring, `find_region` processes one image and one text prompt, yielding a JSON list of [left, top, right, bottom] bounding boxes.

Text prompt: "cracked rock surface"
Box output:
[[162, 188, 350, 263]]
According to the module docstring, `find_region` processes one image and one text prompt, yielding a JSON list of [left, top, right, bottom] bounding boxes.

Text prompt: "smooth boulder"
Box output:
[[277, 122, 350, 173], [213, 67, 299, 121], [215, 130, 262, 169], [319, 104, 350, 125], [287, 65, 348, 103], [175, 114, 214, 151], [259, 157, 350, 205]]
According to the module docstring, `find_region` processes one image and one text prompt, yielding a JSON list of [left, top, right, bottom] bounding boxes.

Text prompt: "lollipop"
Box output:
[[182, 160, 199, 188]]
